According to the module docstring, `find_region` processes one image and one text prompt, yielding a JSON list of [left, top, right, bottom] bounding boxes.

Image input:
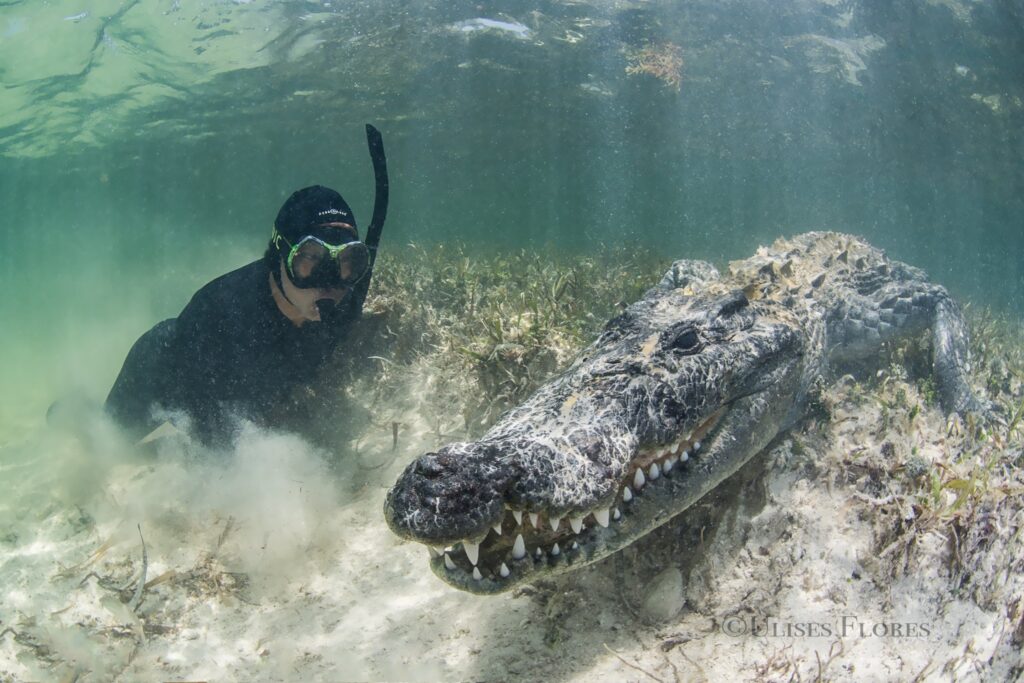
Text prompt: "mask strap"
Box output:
[[271, 228, 303, 298], [272, 228, 293, 252]]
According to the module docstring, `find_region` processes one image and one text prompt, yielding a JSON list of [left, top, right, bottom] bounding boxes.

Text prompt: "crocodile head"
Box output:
[[385, 285, 805, 593]]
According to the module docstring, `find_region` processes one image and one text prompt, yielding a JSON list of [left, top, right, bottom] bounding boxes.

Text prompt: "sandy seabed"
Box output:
[[1, 351, 1022, 682]]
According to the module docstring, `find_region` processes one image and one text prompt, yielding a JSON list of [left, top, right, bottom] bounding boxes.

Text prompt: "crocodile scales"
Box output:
[[385, 232, 988, 594]]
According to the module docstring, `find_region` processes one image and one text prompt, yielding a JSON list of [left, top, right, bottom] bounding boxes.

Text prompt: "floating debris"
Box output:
[[128, 524, 147, 614], [451, 17, 532, 40]]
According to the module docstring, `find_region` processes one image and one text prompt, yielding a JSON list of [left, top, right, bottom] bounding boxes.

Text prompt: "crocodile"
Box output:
[[384, 232, 988, 594]]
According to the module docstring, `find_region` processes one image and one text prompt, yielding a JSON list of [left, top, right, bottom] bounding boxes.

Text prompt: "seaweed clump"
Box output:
[[328, 244, 669, 444], [625, 42, 684, 92], [799, 309, 1024, 674]]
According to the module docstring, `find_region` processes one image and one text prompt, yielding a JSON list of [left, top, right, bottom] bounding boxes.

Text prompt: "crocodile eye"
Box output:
[[670, 329, 701, 353]]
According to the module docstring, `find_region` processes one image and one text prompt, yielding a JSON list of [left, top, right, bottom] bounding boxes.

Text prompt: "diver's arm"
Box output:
[[104, 319, 178, 438]]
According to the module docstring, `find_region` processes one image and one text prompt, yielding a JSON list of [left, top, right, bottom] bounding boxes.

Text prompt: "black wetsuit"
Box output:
[[105, 260, 355, 444]]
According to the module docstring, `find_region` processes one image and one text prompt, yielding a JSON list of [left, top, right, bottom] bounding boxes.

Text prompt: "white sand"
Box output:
[[1, 370, 1021, 682]]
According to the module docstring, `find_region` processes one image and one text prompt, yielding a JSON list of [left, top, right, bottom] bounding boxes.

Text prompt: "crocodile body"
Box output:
[[385, 232, 986, 594]]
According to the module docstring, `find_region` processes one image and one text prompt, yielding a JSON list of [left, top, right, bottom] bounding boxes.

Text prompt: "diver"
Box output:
[[104, 126, 389, 446]]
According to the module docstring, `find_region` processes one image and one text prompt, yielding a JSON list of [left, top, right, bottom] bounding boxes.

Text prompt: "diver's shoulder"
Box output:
[[183, 260, 268, 313]]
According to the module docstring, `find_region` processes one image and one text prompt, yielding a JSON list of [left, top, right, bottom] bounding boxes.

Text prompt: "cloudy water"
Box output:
[[0, 0, 1022, 679], [2, 0, 1022, 429]]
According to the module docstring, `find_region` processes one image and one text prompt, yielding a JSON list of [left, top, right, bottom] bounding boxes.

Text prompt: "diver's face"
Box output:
[[279, 261, 349, 322]]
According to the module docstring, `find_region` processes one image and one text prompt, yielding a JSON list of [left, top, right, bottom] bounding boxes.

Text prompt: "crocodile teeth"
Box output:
[[511, 510, 523, 524], [528, 512, 539, 528], [612, 507, 621, 520], [633, 468, 646, 490], [551, 542, 561, 556], [693, 441, 701, 451], [464, 541, 480, 566], [593, 509, 610, 528], [492, 522, 503, 536], [472, 567, 482, 580], [623, 486, 633, 502], [571, 541, 579, 550], [569, 515, 585, 534], [649, 462, 661, 480], [550, 515, 562, 531], [663, 456, 676, 473], [499, 562, 510, 578], [512, 534, 526, 560], [534, 547, 543, 559], [428, 546, 442, 558], [680, 450, 690, 462], [444, 553, 456, 571]]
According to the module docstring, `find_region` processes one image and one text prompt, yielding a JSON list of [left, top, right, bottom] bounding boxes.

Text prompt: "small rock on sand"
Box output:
[[641, 567, 685, 622]]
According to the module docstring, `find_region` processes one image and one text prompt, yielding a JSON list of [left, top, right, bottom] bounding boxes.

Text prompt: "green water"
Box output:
[[1, 0, 1022, 437]]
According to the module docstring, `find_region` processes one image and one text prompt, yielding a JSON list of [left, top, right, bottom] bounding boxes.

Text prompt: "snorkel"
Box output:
[[316, 123, 389, 323], [352, 123, 390, 317]]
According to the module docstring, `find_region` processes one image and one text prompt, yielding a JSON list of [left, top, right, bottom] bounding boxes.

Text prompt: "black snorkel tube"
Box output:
[[351, 123, 389, 317]]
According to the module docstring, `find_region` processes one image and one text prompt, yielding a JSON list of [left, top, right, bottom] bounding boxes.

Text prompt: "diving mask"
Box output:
[[275, 225, 371, 290]]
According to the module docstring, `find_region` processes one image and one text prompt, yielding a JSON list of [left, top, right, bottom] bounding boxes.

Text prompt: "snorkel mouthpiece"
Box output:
[[316, 297, 348, 325], [315, 298, 336, 315]]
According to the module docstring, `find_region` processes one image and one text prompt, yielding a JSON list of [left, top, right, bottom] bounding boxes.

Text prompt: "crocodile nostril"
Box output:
[[415, 454, 448, 478]]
